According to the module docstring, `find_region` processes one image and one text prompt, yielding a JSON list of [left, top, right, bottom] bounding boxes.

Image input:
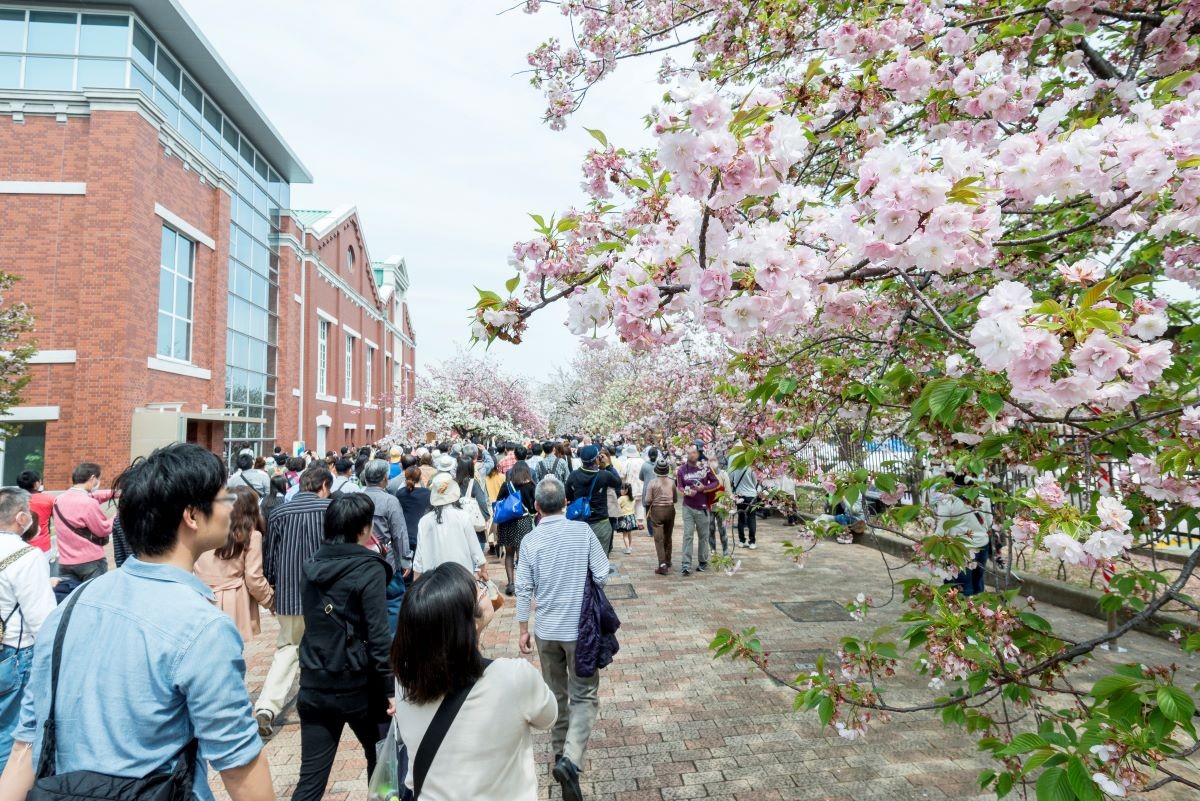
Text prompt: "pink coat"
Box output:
[[194, 530, 274, 641]]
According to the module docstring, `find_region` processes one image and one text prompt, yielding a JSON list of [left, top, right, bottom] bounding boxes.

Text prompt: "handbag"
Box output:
[[491, 482, 526, 526], [566, 473, 601, 521], [412, 659, 492, 800], [463, 479, 487, 533], [29, 581, 199, 801]]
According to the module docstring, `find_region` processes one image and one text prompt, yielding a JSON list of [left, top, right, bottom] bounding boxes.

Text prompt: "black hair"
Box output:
[[300, 467, 333, 493], [15, 471, 40, 492], [509, 460, 533, 486], [335, 457, 354, 474], [235, 452, 254, 472], [542, 440, 555, 456], [455, 456, 474, 492], [286, 456, 306, 473], [515, 445, 528, 461], [647, 446, 659, 462], [401, 455, 418, 470], [340, 446, 350, 456], [324, 493, 375, 544], [113, 443, 226, 558], [531, 442, 543, 456], [71, 462, 102, 485], [391, 562, 483, 704]]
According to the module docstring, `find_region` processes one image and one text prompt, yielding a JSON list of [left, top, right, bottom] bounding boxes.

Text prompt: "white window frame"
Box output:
[[365, 345, 374, 401], [316, 320, 329, 395], [156, 224, 195, 363], [344, 333, 354, 400]]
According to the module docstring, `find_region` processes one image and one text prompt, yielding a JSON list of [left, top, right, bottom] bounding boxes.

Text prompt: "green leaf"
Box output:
[[997, 773, 1014, 798], [1035, 767, 1073, 801], [1018, 612, 1052, 633], [505, 275, 520, 295], [1066, 758, 1101, 801], [529, 213, 546, 229], [1061, 21, 1087, 36], [1157, 685, 1195, 722], [1089, 674, 1141, 699], [1003, 732, 1048, 755], [979, 392, 1004, 418], [584, 127, 608, 148], [817, 696, 834, 727]]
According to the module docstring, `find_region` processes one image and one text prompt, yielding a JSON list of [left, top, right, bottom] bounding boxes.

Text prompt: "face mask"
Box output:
[[20, 512, 37, 542]]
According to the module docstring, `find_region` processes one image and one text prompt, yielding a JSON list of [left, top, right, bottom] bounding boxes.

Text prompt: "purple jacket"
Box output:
[[676, 462, 719, 510], [575, 570, 620, 678]]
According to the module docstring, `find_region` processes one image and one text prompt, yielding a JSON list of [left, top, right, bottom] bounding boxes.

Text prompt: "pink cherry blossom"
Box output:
[[1070, 331, 1130, 382]]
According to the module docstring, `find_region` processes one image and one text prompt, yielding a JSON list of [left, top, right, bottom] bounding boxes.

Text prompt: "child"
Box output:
[[616, 483, 638, 554]]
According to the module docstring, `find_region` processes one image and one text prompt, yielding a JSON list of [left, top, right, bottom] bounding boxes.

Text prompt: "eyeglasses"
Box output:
[[214, 495, 238, 505]]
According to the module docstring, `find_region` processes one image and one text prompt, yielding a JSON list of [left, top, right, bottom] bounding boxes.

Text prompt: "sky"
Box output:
[[178, 0, 663, 378]]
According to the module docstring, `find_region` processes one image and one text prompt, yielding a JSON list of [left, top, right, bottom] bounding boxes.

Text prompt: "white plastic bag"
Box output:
[[368, 720, 405, 801]]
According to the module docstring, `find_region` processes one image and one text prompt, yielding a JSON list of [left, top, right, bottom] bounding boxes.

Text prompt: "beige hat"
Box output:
[[428, 472, 462, 507]]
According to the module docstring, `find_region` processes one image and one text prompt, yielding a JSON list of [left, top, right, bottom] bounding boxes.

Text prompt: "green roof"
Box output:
[[288, 209, 332, 227]]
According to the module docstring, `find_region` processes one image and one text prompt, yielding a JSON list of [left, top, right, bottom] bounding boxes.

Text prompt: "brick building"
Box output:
[[0, 1, 415, 485]]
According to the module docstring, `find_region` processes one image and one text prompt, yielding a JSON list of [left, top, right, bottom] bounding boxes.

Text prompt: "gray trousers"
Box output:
[[536, 637, 600, 767], [681, 506, 711, 570], [588, 518, 613, 554]]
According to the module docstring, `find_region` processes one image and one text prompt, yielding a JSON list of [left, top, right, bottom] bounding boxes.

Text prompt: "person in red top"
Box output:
[[51, 462, 115, 583], [14, 472, 54, 560]]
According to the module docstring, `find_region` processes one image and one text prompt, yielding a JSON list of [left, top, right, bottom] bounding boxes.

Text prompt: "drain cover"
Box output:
[[773, 600, 852, 622], [604, 584, 638, 600]]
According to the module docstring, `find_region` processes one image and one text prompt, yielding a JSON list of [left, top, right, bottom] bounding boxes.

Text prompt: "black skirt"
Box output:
[[497, 514, 534, 548]]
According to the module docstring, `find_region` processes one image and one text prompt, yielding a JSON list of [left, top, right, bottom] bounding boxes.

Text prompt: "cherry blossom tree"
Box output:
[[476, 1, 1200, 797]]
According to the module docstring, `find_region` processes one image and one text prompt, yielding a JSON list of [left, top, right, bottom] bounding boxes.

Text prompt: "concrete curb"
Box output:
[[855, 528, 1199, 641]]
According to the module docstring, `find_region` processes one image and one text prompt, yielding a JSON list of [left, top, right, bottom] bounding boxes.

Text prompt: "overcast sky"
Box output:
[[178, 0, 661, 378]]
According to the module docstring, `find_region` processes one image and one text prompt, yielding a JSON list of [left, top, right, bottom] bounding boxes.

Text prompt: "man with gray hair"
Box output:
[[516, 476, 610, 801], [0, 487, 56, 770], [363, 460, 412, 631]]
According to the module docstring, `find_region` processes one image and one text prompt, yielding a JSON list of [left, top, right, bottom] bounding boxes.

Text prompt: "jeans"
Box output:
[[386, 572, 406, 635], [708, 513, 728, 554], [736, 498, 757, 544], [681, 506, 711, 571], [292, 686, 387, 801], [536, 637, 599, 767], [953, 543, 990, 596], [0, 645, 33, 773], [59, 558, 106, 583]]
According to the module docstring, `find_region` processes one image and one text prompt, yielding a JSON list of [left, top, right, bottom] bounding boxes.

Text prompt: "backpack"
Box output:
[[566, 473, 601, 522]]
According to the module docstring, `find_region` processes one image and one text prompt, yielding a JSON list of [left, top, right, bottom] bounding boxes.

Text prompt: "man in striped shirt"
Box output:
[[516, 476, 610, 801], [255, 466, 333, 737]]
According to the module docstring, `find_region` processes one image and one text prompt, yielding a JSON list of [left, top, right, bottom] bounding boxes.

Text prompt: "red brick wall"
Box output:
[[1, 111, 229, 486]]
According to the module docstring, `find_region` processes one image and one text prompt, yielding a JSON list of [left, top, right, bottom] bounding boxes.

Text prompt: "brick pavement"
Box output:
[[212, 517, 1196, 800]]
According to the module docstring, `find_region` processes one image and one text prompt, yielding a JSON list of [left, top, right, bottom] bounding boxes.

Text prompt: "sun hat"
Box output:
[[388, 446, 402, 461], [428, 472, 462, 507], [579, 444, 600, 463], [432, 454, 456, 474], [623, 445, 638, 458], [654, 458, 670, 475]]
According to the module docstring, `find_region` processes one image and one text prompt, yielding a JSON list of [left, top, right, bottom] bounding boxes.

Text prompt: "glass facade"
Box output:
[[0, 7, 292, 455], [158, 225, 194, 362]]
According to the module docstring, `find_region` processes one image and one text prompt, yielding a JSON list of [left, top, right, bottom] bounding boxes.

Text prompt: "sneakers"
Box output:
[[696, 563, 708, 572], [553, 756, 583, 801], [681, 567, 691, 576], [738, 540, 747, 547], [623, 547, 633, 555], [254, 709, 274, 738], [655, 564, 668, 575], [505, 583, 515, 596], [748, 543, 758, 550]]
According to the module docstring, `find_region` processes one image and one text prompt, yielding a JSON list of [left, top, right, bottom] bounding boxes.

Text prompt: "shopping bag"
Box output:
[[368, 720, 411, 801]]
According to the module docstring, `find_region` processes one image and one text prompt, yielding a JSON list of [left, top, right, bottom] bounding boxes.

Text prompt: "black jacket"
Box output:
[[565, 467, 622, 521], [298, 542, 394, 695]]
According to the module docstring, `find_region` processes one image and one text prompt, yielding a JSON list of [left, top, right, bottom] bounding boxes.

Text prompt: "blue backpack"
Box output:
[[566, 473, 601, 521], [492, 481, 527, 525]]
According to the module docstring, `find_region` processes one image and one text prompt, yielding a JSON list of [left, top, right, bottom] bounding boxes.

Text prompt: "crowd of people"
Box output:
[[0, 432, 765, 801], [0, 431, 1000, 800]]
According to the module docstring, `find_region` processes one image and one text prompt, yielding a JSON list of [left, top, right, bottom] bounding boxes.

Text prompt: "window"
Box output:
[[346, 246, 354, 273], [79, 14, 128, 57], [344, 334, 354, 399], [156, 226, 195, 361], [27, 11, 74, 54], [317, 320, 329, 395], [365, 347, 374, 401]]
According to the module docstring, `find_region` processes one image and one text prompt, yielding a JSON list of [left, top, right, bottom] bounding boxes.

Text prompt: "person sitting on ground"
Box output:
[[392, 562, 553, 801]]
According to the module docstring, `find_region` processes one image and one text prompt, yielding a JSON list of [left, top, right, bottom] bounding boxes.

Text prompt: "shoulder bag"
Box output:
[[412, 659, 492, 800], [462, 479, 487, 532], [566, 473, 601, 521], [51, 499, 109, 547], [29, 581, 199, 800], [492, 482, 527, 526]]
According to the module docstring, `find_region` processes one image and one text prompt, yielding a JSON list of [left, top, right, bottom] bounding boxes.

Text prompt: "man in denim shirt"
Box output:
[[0, 443, 274, 801]]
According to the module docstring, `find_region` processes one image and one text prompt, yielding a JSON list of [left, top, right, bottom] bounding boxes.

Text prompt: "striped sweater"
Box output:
[[264, 492, 330, 616], [515, 514, 610, 641]]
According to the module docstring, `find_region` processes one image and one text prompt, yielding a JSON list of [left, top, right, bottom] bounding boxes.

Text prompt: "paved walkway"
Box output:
[[213, 517, 1196, 800]]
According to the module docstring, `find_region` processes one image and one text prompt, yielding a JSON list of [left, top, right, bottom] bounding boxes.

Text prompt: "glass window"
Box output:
[[154, 48, 179, 95], [132, 22, 153, 72], [130, 65, 152, 97], [0, 56, 19, 88], [202, 97, 221, 136], [24, 56, 72, 89], [346, 246, 355, 272], [27, 11, 75, 55], [222, 119, 238, 151], [344, 334, 354, 399], [201, 135, 220, 165], [181, 75, 202, 115], [153, 92, 179, 127], [254, 153, 268, 181], [179, 115, 201, 149], [317, 321, 329, 395], [157, 225, 194, 362], [79, 14, 128, 57], [365, 347, 373, 400], [76, 58, 125, 89], [0, 10, 25, 51]]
